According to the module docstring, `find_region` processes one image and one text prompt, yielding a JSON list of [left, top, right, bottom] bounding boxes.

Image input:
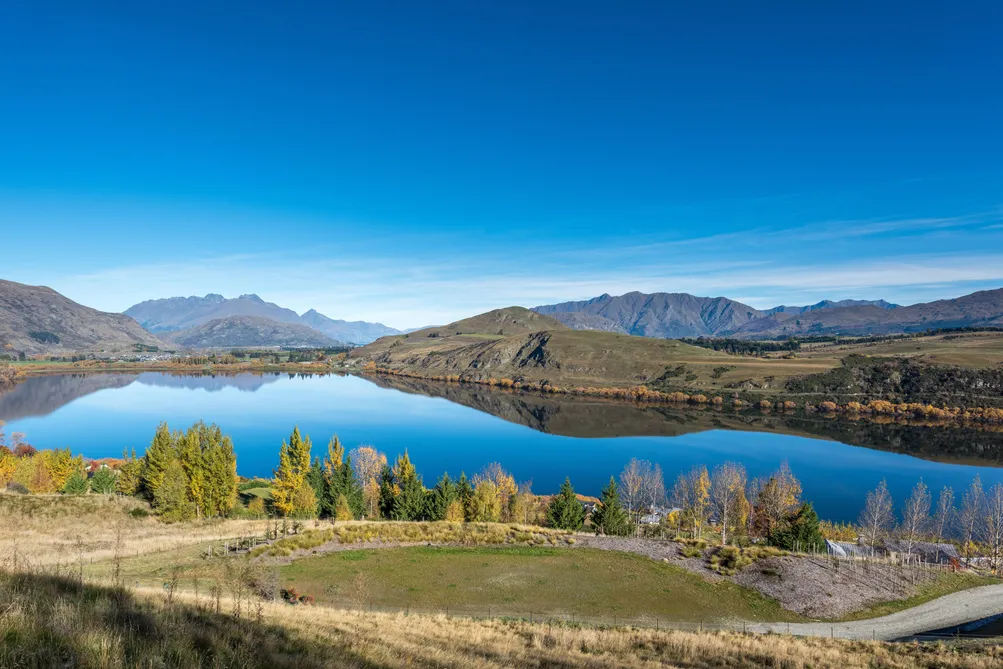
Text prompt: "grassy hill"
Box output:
[[352, 306, 831, 390], [352, 306, 1003, 405]]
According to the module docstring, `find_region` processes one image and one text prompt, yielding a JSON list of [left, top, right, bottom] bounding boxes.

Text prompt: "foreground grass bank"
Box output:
[[2, 570, 1002, 669]]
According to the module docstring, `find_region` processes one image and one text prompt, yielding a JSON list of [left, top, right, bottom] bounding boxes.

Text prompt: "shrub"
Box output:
[[128, 507, 151, 519]]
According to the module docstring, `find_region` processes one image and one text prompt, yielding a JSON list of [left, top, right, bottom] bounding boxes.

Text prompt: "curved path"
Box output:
[[749, 583, 1003, 640]]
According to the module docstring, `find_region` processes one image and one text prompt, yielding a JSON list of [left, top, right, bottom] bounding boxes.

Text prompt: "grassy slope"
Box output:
[[6, 573, 1003, 669], [281, 545, 799, 622], [353, 306, 1003, 395], [356, 325, 835, 390]]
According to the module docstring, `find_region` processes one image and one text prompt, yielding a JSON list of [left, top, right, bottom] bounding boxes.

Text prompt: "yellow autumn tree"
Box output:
[[350, 445, 387, 518], [40, 448, 83, 491], [272, 427, 316, 518], [752, 461, 802, 536], [474, 462, 517, 521], [0, 448, 15, 487], [672, 465, 711, 538]]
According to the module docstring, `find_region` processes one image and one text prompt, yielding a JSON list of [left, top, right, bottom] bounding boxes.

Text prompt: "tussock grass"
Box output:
[[1, 569, 1001, 668], [0, 492, 271, 566], [250, 521, 573, 558], [709, 545, 788, 575]]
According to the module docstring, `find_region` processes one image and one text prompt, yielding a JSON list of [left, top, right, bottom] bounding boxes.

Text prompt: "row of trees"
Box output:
[[668, 461, 815, 548], [267, 428, 593, 530], [135, 422, 239, 522], [859, 476, 1003, 567]]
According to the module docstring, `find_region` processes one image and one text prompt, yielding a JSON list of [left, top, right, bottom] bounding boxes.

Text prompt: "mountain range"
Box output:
[[4, 277, 1003, 356], [125, 294, 400, 345], [533, 290, 1003, 339]]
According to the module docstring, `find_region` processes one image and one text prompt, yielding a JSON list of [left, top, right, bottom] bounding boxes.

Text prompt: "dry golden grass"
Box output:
[[3, 569, 1000, 669], [0, 492, 270, 566], [251, 521, 573, 557]]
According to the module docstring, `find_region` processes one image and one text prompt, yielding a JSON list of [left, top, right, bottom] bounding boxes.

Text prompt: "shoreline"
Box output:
[[5, 360, 1003, 433]]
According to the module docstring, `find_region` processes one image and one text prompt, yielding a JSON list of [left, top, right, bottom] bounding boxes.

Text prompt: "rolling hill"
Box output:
[[0, 279, 166, 355], [164, 316, 341, 349], [350, 306, 741, 388]]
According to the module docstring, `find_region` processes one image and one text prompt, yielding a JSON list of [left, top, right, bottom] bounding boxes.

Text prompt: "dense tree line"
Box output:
[[684, 327, 1003, 356]]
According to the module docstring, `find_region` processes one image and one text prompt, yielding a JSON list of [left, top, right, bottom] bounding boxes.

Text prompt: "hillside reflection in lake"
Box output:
[[3, 372, 1003, 523]]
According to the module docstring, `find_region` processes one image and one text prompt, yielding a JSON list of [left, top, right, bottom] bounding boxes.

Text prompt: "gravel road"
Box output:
[[749, 583, 1003, 640]]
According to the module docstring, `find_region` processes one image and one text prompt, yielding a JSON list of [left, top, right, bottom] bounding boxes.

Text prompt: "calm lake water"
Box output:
[[3, 372, 1003, 523]]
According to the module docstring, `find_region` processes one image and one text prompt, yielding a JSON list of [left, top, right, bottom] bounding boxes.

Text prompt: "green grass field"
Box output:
[[280, 545, 801, 622]]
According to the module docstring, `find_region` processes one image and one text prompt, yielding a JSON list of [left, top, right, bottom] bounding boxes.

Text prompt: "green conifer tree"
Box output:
[[377, 464, 396, 519], [591, 476, 631, 536], [426, 472, 457, 521], [392, 451, 426, 521], [456, 472, 474, 521], [768, 502, 825, 552], [307, 457, 326, 515], [546, 478, 585, 530], [89, 467, 117, 494], [339, 455, 365, 519], [62, 470, 89, 495]]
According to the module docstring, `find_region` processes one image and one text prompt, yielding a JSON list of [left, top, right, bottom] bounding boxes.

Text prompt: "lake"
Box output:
[[3, 371, 1003, 523]]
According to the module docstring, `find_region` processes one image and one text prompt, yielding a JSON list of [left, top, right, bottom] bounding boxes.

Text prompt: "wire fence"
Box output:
[[290, 601, 1003, 641]]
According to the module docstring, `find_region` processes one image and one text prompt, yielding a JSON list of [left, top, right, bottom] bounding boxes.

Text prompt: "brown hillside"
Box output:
[[0, 279, 166, 355]]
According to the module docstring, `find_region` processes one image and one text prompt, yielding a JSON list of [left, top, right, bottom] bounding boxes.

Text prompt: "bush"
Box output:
[[768, 502, 825, 552], [5, 482, 29, 495], [128, 507, 151, 519]]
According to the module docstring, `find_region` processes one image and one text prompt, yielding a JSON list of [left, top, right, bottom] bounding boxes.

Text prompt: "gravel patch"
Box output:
[[732, 555, 940, 618]]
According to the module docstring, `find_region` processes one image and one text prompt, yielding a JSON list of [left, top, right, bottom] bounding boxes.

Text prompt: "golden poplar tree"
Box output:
[[272, 427, 316, 517]]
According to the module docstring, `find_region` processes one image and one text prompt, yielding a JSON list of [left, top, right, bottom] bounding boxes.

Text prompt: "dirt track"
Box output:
[[750, 583, 1003, 640]]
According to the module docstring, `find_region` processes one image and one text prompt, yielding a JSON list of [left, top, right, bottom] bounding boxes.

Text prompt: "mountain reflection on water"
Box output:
[[4, 372, 1003, 523]]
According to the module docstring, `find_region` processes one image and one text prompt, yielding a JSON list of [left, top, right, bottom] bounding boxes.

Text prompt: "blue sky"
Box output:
[[2, 1, 1001, 328]]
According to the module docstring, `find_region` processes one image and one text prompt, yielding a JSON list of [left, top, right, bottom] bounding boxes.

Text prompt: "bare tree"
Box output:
[[711, 462, 748, 545], [349, 445, 387, 518], [619, 458, 646, 520], [959, 476, 985, 561], [752, 462, 802, 536], [980, 484, 1003, 571], [641, 463, 667, 514], [672, 466, 711, 538], [931, 486, 955, 543], [899, 479, 931, 555], [858, 479, 894, 548]]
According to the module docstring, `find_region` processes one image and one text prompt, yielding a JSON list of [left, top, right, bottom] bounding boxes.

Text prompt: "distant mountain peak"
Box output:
[[238, 293, 264, 303]]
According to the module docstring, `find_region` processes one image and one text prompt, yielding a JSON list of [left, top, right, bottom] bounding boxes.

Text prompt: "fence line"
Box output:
[[284, 600, 1002, 641]]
